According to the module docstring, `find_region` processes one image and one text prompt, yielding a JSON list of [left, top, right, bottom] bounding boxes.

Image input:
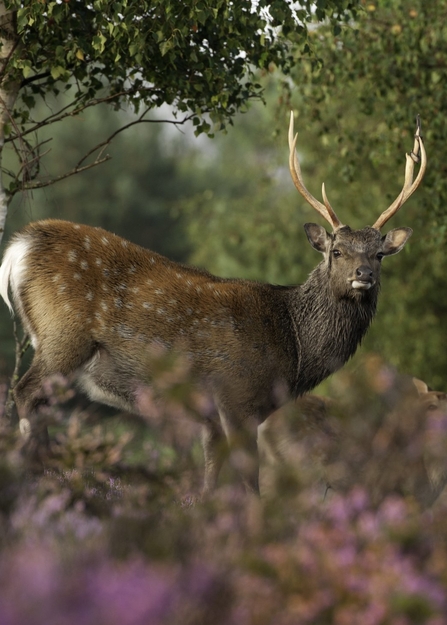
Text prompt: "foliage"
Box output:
[[283, 0, 447, 225], [9, 0, 295, 134], [1, 358, 447, 624], [8, 0, 360, 129], [0, 0, 362, 203]]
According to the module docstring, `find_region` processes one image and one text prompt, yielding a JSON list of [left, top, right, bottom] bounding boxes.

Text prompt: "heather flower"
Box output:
[[0, 546, 233, 625]]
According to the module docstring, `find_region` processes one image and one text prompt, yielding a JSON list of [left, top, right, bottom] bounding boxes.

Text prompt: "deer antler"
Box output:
[[372, 115, 427, 230], [288, 112, 343, 231]]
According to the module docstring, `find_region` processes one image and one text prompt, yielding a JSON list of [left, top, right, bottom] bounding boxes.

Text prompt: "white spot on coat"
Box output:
[[116, 323, 134, 339]]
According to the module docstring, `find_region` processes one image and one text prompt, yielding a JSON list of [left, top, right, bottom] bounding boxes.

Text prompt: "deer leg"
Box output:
[[218, 410, 260, 494], [77, 347, 141, 413], [13, 355, 55, 462], [201, 417, 228, 495], [14, 340, 95, 459]]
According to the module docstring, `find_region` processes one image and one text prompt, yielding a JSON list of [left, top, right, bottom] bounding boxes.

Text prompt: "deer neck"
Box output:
[[287, 265, 379, 395]]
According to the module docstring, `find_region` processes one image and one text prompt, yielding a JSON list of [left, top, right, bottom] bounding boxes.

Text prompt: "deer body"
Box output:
[[0, 114, 426, 493]]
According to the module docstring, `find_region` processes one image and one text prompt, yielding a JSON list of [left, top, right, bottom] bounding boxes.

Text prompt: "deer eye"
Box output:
[[332, 249, 342, 258], [376, 252, 385, 261]]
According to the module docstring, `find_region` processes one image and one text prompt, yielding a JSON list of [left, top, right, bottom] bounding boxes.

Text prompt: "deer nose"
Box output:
[[356, 265, 373, 282]]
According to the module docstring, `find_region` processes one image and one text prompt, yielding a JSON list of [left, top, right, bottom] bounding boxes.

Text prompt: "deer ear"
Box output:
[[304, 223, 330, 253], [412, 377, 429, 395], [381, 227, 413, 256]]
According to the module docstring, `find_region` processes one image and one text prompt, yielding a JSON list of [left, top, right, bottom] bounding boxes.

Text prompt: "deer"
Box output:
[[258, 377, 447, 508], [0, 113, 426, 494]]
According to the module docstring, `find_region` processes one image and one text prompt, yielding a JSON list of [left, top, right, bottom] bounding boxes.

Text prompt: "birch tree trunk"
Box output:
[[0, 2, 19, 245]]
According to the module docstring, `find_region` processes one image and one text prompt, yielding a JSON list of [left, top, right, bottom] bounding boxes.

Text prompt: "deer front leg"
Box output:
[[201, 417, 228, 496], [218, 410, 260, 494]]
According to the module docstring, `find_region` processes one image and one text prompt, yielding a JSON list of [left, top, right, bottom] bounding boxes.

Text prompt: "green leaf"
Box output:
[[50, 65, 66, 80], [160, 40, 174, 56], [92, 33, 107, 54]]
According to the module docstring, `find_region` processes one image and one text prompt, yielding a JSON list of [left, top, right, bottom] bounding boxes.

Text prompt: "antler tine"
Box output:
[[373, 116, 427, 230], [288, 112, 342, 230]]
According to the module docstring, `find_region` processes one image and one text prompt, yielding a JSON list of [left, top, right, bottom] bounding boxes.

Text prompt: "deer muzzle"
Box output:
[[351, 265, 374, 290]]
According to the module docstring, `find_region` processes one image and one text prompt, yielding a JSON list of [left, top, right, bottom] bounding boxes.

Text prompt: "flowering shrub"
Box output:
[[0, 356, 446, 624], [0, 546, 232, 625]]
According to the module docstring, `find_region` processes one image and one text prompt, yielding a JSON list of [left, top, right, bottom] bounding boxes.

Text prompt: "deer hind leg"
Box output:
[[76, 347, 139, 413], [14, 354, 52, 449], [14, 340, 96, 458]]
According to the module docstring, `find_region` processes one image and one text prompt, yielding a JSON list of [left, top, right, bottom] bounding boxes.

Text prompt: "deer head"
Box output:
[[288, 112, 426, 298]]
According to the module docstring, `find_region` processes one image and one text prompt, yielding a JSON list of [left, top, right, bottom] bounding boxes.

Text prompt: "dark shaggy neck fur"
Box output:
[[287, 262, 379, 396]]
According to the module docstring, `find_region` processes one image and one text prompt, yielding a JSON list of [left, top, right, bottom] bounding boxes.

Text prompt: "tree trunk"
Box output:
[[0, 2, 19, 244]]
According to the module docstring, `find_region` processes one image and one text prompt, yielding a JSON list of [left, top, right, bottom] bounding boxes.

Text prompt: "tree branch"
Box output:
[[0, 1, 20, 241], [4, 319, 29, 423], [76, 109, 196, 168], [20, 70, 51, 88], [15, 155, 112, 194]]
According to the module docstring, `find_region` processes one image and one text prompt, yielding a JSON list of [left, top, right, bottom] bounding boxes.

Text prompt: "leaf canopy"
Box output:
[[7, 0, 360, 135]]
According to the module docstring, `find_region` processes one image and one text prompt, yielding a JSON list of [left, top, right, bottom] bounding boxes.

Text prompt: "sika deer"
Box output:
[[0, 114, 426, 493]]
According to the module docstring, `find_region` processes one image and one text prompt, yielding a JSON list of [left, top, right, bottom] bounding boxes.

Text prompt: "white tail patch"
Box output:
[[0, 236, 31, 315]]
